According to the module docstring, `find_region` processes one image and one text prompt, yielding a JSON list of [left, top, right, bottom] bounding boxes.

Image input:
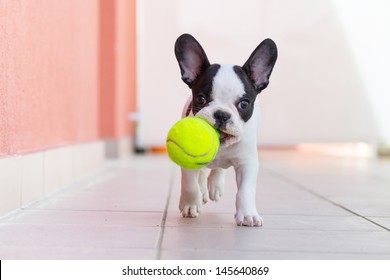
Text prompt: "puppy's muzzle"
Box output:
[[213, 110, 231, 130]]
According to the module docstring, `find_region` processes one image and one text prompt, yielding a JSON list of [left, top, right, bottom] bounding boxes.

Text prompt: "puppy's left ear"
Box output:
[[243, 38, 278, 93]]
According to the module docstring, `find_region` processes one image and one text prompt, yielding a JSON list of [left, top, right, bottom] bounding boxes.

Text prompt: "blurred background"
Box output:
[[137, 0, 390, 151], [1, 0, 390, 215]]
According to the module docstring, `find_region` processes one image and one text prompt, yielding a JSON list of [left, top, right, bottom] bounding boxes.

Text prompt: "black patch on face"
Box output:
[[185, 101, 192, 117], [233, 65, 259, 122], [190, 64, 221, 115]]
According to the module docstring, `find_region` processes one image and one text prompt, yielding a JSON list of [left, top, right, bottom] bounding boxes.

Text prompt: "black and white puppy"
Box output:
[[174, 34, 277, 227]]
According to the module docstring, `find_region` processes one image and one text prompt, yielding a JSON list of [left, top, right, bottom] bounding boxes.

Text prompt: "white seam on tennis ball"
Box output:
[[166, 136, 216, 158], [166, 121, 218, 158]]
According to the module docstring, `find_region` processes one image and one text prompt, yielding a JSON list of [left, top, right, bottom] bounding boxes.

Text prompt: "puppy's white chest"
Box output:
[[207, 151, 233, 169]]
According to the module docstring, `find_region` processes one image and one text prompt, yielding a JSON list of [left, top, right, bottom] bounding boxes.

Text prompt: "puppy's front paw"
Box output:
[[179, 194, 202, 218], [207, 172, 224, 202], [180, 204, 201, 218], [235, 211, 263, 227], [208, 183, 223, 201], [201, 191, 209, 204]]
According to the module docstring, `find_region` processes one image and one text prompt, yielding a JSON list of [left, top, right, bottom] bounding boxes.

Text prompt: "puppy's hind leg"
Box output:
[[198, 168, 210, 204], [208, 168, 225, 201]]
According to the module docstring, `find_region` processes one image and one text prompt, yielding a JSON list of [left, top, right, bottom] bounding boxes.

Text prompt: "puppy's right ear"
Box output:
[[174, 34, 210, 88]]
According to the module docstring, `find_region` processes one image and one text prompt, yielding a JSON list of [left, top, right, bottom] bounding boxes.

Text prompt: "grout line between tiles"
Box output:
[[153, 166, 176, 260], [264, 168, 390, 232]]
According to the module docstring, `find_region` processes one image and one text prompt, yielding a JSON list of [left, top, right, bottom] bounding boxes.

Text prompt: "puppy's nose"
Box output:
[[214, 110, 231, 125]]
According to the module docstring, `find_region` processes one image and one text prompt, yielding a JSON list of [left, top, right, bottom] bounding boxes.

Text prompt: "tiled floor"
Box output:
[[0, 150, 390, 259]]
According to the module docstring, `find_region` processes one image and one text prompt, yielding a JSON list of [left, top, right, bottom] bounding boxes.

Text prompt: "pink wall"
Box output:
[[99, 0, 136, 139], [0, 0, 136, 156], [99, 0, 116, 139], [115, 0, 137, 138]]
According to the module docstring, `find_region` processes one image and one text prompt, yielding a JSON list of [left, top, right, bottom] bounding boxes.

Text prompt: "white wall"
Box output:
[[331, 0, 390, 144], [136, 0, 390, 148]]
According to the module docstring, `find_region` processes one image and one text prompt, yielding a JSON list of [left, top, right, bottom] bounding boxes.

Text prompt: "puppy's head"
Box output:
[[175, 34, 277, 147]]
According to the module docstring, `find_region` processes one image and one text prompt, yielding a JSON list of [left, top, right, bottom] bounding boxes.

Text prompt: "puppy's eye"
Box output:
[[196, 96, 206, 105], [238, 100, 249, 110]]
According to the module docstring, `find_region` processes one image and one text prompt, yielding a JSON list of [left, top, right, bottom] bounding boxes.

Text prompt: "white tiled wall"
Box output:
[[104, 137, 133, 159], [21, 153, 44, 206], [0, 156, 22, 215], [0, 141, 105, 216], [43, 146, 74, 195]]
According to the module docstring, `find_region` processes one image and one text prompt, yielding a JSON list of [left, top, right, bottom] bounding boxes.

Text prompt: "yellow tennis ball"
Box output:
[[166, 117, 220, 169]]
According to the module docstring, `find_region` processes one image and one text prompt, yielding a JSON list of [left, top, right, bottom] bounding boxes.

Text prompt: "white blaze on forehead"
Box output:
[[193, 64, 246, 146], [211, 64, 246, 103]]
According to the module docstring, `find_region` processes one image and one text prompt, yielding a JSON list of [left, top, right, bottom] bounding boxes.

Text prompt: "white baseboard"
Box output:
[[0, 141, 105, 216], [105, 137, 133, 158]]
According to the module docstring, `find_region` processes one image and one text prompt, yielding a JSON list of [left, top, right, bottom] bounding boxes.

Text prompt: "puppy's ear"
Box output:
[[174, 34, 210, 88], [243, 38, 278, 93]]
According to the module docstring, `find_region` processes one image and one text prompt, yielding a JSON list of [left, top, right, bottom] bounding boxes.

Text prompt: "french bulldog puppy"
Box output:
[[174, 34, 277, 226]]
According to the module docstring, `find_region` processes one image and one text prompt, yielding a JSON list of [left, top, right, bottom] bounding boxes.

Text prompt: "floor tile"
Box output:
[[160, 227, 390, 259], [160, 248, 390, 260], [164, 212, 384, 232], [31, 168, 172, 212], [1, 150, 390, 260], [368, 217, 390, 230], [0, 245, 156, 260], [169, 168, 352, 217], [0, 223, 160, 259], [1, 209, 163, 228], [329, 198, 390, 217]]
